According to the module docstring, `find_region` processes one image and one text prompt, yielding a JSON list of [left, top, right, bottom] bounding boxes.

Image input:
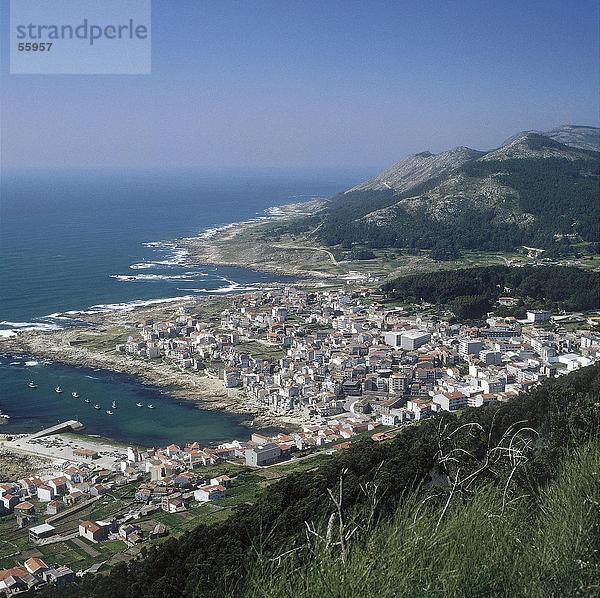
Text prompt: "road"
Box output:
[[271, 243, 338, 265]]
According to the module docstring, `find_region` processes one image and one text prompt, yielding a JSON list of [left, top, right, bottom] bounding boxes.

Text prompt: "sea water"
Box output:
[[0, 169, 362, 444]]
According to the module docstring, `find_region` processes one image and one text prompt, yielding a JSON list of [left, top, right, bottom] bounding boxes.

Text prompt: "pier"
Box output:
[[28, 420, 85, 439]]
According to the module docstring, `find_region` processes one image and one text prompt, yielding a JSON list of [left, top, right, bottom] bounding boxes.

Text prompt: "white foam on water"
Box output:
[[0, 321, 64, 332], [25, 361, 39, 366], [138, 244, 189, 267], [45, 313, 77, 320], [143, 241, 173, 248], [111, 274, 198, 282], [89, 295, 197, 313], [0, 331, 18, 338]]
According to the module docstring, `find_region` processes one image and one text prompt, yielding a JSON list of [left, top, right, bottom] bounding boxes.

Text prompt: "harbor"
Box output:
[[0, 356, 251, 447]]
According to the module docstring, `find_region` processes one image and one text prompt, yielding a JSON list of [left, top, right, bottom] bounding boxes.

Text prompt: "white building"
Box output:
[[459, 338, 484, 357], [527, 310, 551, 323], [400, 330, 431, 351]]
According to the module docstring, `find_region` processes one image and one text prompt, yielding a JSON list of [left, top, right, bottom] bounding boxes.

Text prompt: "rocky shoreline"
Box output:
[[0, 199, 334, 436], [174, 198, 344, 279], [1, 327, 301, 431]]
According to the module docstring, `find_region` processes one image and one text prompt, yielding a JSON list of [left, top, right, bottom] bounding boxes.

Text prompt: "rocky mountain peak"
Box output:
[[346, 145, 485, 194]]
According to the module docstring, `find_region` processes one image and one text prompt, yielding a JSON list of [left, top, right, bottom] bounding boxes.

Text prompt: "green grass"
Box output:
[[245, 440, 600, 598], [147, 503, 230, 535], [235, 340, 287, 361], [216, 473, 262, 507]]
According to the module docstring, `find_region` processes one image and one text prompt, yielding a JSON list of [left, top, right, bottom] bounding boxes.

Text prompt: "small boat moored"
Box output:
[[106, 410, 113, 415], [72, 392, 80, 398], [84, 399, 91, 404], [55, 386, 63, 394], [136, 402, 143, 407], [94, 404, 101, 410], [147, 404, 155, 409], [111, 401, 117, 409], [28, 381, 38, 389]]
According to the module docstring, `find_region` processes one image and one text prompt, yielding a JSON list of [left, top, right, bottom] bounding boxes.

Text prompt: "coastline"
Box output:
[[175, 198, 344, 279], [1, 330, 301, 432], [0, 197, 334, 441]]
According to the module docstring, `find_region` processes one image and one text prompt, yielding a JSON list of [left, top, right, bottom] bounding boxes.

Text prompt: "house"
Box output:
[[73, 448, 99, 460], [36, 485, 54, 502], [89, 484, 108, 497], [458, 338, 484, 357], [223, 368, 241, 387], [63, 466, 83, 484], [433, 391, 468, 412], [0, 483, 19, 497], [406, 398, 434, 420], [0, 567, 37, 593], [46, 500, 65, 516], [119, 524, 143, 544], [135, 487, 152, 503], [193, 484, 226, 502], [48, 477, 68, 496], [24, 558, 49, 576], [245, 443, 281, 466], [381, 413, 399, 426], [29, 523, 56, 543], [172, 472, 197, 489], [1, 493, 20, 513], [150, 523, 169, 539], [210, 475, 232, 488], [43, 566, 76, 586], [400, 330, 431, 351], [14, 501, 35, 516], [79, 520, 108, 543], [527, 310, 551, 323], [161, 493, 186, 513], [165, 444, 181, 457], [64, 490, 87, 507]]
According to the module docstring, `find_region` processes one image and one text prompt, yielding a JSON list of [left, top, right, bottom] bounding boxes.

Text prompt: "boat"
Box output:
[[136, 402, 143, 407], [28, 381, 38, 388], [111, 401, 117, 409], [106, 410, 113, 415], [147, 404, 155, 409], [94, 404, 101, 410], [72, 392, 80, 398], [84, 399, 91, 404], [55, 386, 63, 394]]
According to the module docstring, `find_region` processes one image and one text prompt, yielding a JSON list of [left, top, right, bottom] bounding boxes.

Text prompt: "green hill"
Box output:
[[381, 265, 600, 319], [37, 363, 600, 598], [278, 130, 600, 255]]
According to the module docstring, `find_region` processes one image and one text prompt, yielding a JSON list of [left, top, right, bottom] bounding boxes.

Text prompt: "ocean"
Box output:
[[0, 169, 363, 445]]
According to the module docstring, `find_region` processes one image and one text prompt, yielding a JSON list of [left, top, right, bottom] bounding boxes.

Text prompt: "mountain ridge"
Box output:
[[301, 125, 600, 253], [350, 124, 599, 195]]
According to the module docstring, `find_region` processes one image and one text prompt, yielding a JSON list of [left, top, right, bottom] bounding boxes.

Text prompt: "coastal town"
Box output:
[[1, 284, 599, 592]]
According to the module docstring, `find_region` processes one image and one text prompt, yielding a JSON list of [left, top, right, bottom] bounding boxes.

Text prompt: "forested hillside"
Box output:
[[381, 265, 600, 319], [275, 130, 600, 255], [37, 364, 600, 598]]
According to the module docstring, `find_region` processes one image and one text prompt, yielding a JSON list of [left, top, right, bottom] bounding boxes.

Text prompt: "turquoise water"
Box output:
[[0, 169, 364, 442], [0, 355, 250, 447]]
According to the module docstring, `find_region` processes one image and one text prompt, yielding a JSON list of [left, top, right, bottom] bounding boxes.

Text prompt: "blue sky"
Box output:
[[1, 0, 598, 171]]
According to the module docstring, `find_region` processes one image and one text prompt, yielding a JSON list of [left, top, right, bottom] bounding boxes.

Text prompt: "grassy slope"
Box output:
[[34, 364, 600, 598], [246, 440, 600, 598]]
